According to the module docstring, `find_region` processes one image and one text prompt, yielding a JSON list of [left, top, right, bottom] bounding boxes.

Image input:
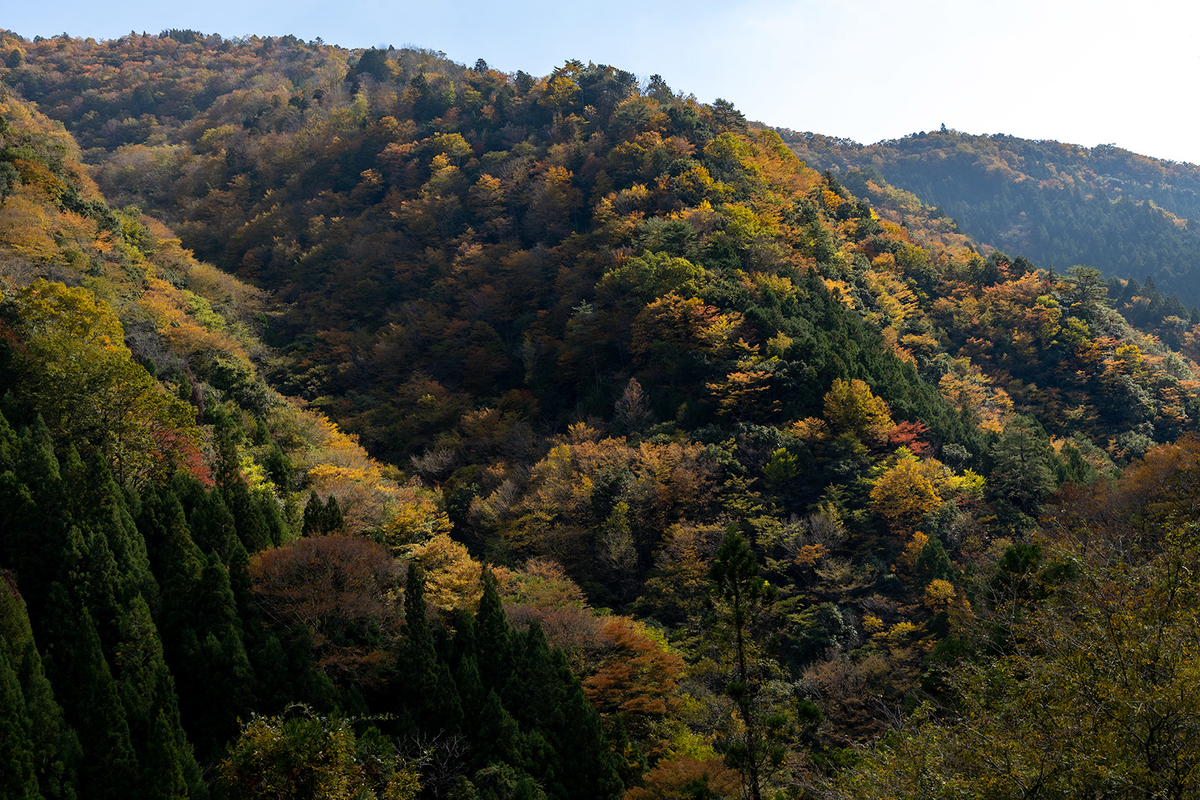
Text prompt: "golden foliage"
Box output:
[[824, 378, 895, 446], [923, 578, 956, 611], [407, 533, 482, 613], [0, 189, 58, 261], [7, 279, 205, 486], [871, 456, 942, 537]]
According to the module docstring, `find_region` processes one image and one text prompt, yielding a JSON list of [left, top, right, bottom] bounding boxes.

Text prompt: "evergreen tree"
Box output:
[[708, 529, 778, 800], [226, 538, 261, 667], [552, 686, 623, 800], [301, 490, 324, 536], [987, 420, 1058, 518], [0, 577, 78, 800], [176, 553, 254, 760], [188, 490, 238, 562], [81, 530, 121, 652], [324, 494, 345, 534], [475, 568, 510, 691], [475, 689, 522, 769], [454, 654, 485, 723], [3, 421, 74, 617], [913, 536, 955, 587], [257, 491, 288, 548], [140, 711, 189, 800], [112, 596, 192, 769], [224, 481, 273, 553], [502, 621, 563, 733], [0, 647, 42, 800], [403, 562, 439, 722], [88, 463, 158, 609], [262, 442, 292, 493], [67, 610, 138, 800]]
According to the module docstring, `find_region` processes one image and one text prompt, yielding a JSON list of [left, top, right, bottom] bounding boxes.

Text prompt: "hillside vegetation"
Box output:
[[782, 127, 1200, 307], [3, 29, 1200, 799]]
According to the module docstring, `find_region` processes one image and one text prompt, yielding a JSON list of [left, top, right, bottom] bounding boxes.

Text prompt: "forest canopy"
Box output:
[[2, 29, 1200, 800]]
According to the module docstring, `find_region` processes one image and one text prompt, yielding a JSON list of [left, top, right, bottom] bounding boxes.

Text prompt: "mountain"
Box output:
[[781, 127, 1200, 306], [4, 28, 1200, 799]]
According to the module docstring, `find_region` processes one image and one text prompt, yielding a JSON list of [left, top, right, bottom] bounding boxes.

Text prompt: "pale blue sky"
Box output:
[[6, 0, 1200, 164]]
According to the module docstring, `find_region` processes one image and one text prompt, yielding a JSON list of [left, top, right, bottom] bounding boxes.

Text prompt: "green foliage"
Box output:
[[842, 524, 1200, 798], [2, 280, 204, 488], [707, 530, 780, 800], [220, 706, 419, 800], [787, 129, 1200, 306], [986, 419, 1058, 520], [596, 251, 707, 306], [9, 34, 1200, 798]]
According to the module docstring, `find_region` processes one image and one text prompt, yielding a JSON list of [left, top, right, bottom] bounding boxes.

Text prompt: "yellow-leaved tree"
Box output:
[[869, 451, 942, 537], [824, 378, 895, 447], [3, 279, 205, 486]]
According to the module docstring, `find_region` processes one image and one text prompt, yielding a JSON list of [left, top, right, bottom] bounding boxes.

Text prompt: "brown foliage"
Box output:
[[625, 756, 740, 800], [1048, 434, 1200, 555], [581, 617, 685, 759], [250, 535, 400, 683]]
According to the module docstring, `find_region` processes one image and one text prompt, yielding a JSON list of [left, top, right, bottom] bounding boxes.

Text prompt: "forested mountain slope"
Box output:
[[4, 28, 1200, 799], [783, 128, 1200, 306], [0, 86, 629, 800]]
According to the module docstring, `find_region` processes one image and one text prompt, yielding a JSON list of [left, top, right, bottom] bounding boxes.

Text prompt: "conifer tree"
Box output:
[[553, 686, 623, 800], [403, 562, 439, 720], [987, 419, 1058, 522], [475, 568, 510, 691], [225, 481, 273, 553], [454, 654, 485, 723], [86, 461, 158, 608], [0, 407, 16, 471], [3, 421, 73, 616], [324, 494, 345, 533], [708, 529, 778, 800], [450, 609, 477, 668], [112, 596, 191, 762], [258, 491, 288, 547], [475, 689, 522, 768], [68, 610, 138, 800], [401, 562, 463, 731], [502, 621, 562, 733], [0, 576, 78, 800], [176, 553, 254, 759], [226, 537, 261, 659], [0, 647, 42, 800], [152, 493, 204, 636], [302, 490, 324, 536], [188, 490, 238, 562], [141, 710, 189, 800]]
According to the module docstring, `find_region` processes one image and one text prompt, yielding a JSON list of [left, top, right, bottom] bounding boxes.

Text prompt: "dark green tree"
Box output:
[[302, 490, 324, 536], [474, 690, 521, 769], [68, 610, 138, 800], [708, 529, 779, 800], [475, 568, 510, 691], [324, 495, 344, 534], [188, 490, 238, 562], [0, 575, 78, 800], [0, 647, 42, 800], [987, 420, 1058, 518], [552, 686, 623, 800], [402, 562, 462, 730], [224, 482, 273, 553]]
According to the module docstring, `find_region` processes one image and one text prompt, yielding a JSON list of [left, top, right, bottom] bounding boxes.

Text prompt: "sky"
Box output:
[[6, 0, 1200, 164]]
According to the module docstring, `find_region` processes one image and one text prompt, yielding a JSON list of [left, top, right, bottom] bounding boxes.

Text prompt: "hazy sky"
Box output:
[[6, 0, 1199, 163]]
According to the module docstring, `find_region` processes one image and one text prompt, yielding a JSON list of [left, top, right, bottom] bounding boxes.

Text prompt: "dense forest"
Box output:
[[781, 127, 1200, 307], [3, 28, 1200, 799]]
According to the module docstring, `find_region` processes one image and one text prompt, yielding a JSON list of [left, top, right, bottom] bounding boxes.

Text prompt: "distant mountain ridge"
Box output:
[[781, 127, 1200, 305]]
